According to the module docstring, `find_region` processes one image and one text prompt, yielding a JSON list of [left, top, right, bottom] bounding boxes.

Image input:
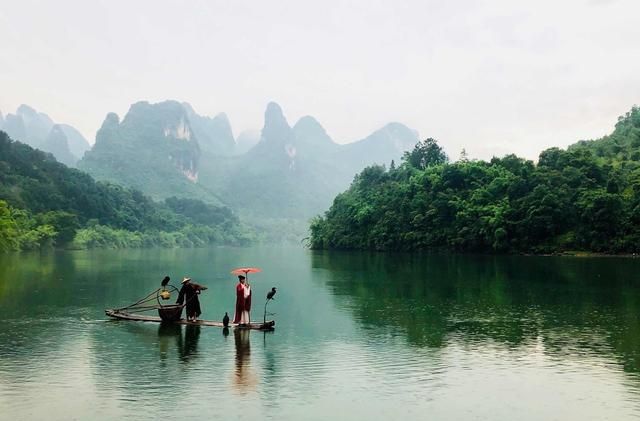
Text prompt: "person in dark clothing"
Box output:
[[176, 277, 207, 322]]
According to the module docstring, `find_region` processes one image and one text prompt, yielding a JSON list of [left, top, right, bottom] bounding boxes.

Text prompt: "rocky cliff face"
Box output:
[[107, 101, 201, 180], [79, 101, 222, 203], [248, 102, 298, 167]]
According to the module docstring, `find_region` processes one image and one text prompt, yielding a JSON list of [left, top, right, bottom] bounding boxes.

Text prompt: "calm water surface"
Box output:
[[1, 246, 640, 420]]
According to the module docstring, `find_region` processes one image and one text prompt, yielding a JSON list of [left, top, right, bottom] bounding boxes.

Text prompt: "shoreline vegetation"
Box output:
[[310, 107, 640, 254], [0, 132, 254, 252]]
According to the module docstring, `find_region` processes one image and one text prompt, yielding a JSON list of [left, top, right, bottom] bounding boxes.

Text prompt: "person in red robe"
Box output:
[[233, 275, 252, 324]]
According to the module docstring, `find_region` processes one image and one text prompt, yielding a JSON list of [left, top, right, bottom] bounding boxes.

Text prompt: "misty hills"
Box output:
[[78, 100, 419, 219], [201, 103, 419, 218], [0, 105, 91, 166], [79, 101, 223, 205], [182, 102, 235, 156]]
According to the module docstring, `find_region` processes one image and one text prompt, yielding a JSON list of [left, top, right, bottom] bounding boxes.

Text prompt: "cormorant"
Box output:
[[223, 312, 230, 327], [266, 287, 277, 300], [161, 276, 170, 287]]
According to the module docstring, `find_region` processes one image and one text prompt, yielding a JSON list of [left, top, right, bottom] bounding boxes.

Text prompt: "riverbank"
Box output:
[[537, 250, 640, 258]]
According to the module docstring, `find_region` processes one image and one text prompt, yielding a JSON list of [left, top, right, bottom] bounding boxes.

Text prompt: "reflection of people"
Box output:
[[179, 324, 201, 361], [157, 323, 181, 362], [177, 277, 207, 321], [233, 275, 252, 324], [233, 328, 256, 391], [156, 323, 200, 362]]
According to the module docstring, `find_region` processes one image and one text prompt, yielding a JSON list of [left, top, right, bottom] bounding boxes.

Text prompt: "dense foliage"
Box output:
[[310, 107, 640, 253], [0, 131, 252, 251]]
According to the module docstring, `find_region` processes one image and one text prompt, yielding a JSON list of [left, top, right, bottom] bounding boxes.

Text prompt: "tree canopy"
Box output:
[[310, 107, 640, 254]]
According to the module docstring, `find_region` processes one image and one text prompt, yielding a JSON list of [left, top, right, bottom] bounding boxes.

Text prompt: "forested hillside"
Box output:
[[0, 132, 251, 252], [310, 107, 640, 254]]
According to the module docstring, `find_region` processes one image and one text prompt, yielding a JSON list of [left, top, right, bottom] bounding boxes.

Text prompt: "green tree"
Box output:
[[402, 138, 448, 170]]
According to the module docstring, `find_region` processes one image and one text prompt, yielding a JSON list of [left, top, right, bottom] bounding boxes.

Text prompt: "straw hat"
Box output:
[[181, 277, 191, 284]]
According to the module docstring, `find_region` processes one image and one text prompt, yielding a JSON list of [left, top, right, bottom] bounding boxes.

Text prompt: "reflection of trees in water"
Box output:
[[0, 252, 77, 311], [311, 251, 640, 373], [0, 248, 203, 317]]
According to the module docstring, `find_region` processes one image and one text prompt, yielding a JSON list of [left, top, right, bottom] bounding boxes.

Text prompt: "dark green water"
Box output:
[[1, 246, 640, 420]]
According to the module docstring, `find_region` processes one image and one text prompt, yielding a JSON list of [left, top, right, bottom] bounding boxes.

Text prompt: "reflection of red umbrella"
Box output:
[[231, 267, 262, 281]]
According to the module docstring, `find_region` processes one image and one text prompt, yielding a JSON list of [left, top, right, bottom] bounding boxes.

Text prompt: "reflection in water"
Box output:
[[260, 330, 279, 398], [311, 251, 640, 374], [2, 247, 640, 420], [156, 323, 200, 363], [180, 325, 201, 362], [158, 322, 182, 361], [233, 328, 257, 392]]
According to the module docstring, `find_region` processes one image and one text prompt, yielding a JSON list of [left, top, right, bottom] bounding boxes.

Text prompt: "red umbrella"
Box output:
[[231, 267, 262, 281], [231, 267, 261, 275]]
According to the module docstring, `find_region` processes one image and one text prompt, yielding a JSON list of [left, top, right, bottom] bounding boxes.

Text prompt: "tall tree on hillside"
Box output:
[[403, 138, 448, 170]]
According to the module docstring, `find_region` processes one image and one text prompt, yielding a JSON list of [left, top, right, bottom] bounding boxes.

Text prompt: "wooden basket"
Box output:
[[158, 304, 183, 322]]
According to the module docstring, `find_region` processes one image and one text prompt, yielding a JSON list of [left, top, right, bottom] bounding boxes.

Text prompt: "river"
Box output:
[[0, 246, 639, 420]]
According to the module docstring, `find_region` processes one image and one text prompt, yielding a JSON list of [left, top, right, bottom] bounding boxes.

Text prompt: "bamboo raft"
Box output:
[[105, 309, 275, 330]]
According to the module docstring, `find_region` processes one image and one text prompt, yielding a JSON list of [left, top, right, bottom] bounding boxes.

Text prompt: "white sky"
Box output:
[[0, 0, 639, 160]]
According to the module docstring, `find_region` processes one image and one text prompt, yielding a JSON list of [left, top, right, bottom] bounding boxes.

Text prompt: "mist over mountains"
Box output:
[[76, 100, 419, 221], [1, 99, 418, 239], [0, 105, 91, 166]]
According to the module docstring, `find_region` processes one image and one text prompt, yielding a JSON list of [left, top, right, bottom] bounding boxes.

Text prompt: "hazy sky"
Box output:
[[1, 0, 639, 159]]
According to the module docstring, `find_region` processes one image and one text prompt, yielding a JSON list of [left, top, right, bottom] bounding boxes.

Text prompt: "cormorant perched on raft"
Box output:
[[223, 312, 230, 327], [161, 276, 170, 287], [266, 287, 277, 301]]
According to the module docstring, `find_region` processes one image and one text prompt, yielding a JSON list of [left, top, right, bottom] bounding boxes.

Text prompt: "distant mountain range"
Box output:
[[0, 105, 91, 166], [77, 100, 419, 220], [2, 100, 419, 236], [199, 102, 419, 218]]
